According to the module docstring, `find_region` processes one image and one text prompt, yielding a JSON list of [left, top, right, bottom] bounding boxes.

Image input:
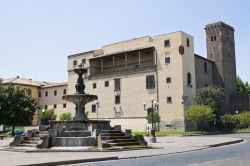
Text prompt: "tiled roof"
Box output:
[[2, 77, 42, 87]]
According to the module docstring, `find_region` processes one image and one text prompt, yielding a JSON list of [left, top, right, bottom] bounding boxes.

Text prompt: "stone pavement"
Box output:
[[0, 135, 244, 166]]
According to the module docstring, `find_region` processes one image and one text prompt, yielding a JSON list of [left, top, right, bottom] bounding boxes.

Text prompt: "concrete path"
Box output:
[[0, 135, 244, 166]]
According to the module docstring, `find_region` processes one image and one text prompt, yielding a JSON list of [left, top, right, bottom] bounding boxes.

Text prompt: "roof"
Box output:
[[41, 82, 68, 88], [205, 21, 235, 31], [194, 54, 214, 63], [2, 77, 42, 87]]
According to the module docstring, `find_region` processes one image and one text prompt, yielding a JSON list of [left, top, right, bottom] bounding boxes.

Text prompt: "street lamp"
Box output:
[[143, 98, 158, 143], [96, 101, 100, 120]]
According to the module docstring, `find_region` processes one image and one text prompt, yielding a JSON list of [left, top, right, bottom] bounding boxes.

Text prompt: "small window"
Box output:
[[204, 62, 207, 73], [167, 97, 172, 104], [164, 40, 170, 47], [54, 104, 57, 109], [146, 75, 155, 89], [114, 79, 121, 91], [73, 60, 77, 66], [211, 36, 213, 41], [214, 36, 216, 41], [82, 59, 86, 64], [44, 105, 48, 109], [187, 72, 192, 86], [54, 90, 57, 96], [92, 104, 96, 113], [115, 95, 121, 105], [63, 103, 67, 108], [38, 91, 41, 97], [105, 81, 109, 87], [166, 77, 171, 84], [165, 57, 170, 64], [63, 89, 67, 95], [45, 91, 48, 97], [93, 83, 97, 89], [27, 89, 32, 96], [186, 38, 190, 47]]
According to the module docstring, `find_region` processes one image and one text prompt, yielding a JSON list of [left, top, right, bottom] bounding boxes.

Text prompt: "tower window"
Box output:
[[105, 81, 109, 87], [165, 57, 170, 64], [204, 62, 207, 73], [115, 95, 121, 105], [93, 83, 97, 89], [211, 36, 213, 41], [167, 97, 172, 104], [186, 38, 190, 47], [214, 36, 216, 41], [164, 40, 170, 47], [187, 72, 192, 86], [166, 77, 171, 84], [146, 75, 155, 89]]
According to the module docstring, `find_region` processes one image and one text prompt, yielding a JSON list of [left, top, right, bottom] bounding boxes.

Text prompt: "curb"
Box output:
[[19, 157, 119, 166], [209, 138, 244, 147]]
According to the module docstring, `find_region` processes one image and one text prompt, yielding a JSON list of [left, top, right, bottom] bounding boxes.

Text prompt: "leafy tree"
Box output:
[[146, 108, 161, 131], [187, 104, 215, 133], [237, 111, 250, 128], [221, 114, 238, 131], [237, 76, 250, 94], [39, 109, 57, 125], [194, 86, 224, 115], [0, 85, 39, 135], [59, 112, 73, 121]]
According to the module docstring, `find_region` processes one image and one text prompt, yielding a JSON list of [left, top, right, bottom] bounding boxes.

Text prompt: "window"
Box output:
[[204, 62, 207, 73], [186, 38, 190, 47], [73, 60, 77, 66], [93, 83, 96, 89], [164, 40, 170, 47], [54, 90, 57, 96], [38, 91, 41, 97], [146, 75, 155, 89], [105, 81, 109, 87], [165, 57, 170, 64], [115, 95, 121, 105], [114, 79, 121, 91], [63, 103, 67, 108], [45, 105, 48, 109], [54, 104, 57, 109], [214, 36, 216, 41], [167, 97, 172, 104], [166, 77, 171, 84], [187, 72, 192, 86], [92, 104, 96, 113], [45, 91, 48, 97], [211, 36, 213, 41], [27, 89, 32, 96], [63, 89, 67, 95], [82, 59, 86, 64]]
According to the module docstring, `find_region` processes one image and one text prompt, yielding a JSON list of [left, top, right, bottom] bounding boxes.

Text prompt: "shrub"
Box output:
[[59, 112, 73, 121], [39, 109, 57, 125], [237, 112, 250, 128], [221, 114, 238, 131]]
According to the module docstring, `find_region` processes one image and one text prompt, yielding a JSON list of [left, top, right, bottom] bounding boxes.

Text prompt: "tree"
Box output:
[[187, 104, 215, 133], [194, 86, 224, 115], [237, 111, 250, 128], [146, 108, 161, 131], [221, 114, 238, 131], [0, 85, 39, 135], [39, 109, 57, 125], [59, 112, 73, 121], [237, 76, 250, 94]]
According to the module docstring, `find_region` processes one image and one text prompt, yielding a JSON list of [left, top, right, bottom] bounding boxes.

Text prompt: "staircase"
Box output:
[[16, 136, 40, 147]]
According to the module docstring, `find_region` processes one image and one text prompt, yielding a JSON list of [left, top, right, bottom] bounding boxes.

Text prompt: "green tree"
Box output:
[[237, 111, 250, 128], [187, 104, 215, 133], [194, 86, 224, 115], [39, 109, 57, 125], [221, 114, 238, 131], [0, 85, 39, 135], [59, 112, 73, 121], [237, 76, 250, 94], [146, 108, 161, 131]]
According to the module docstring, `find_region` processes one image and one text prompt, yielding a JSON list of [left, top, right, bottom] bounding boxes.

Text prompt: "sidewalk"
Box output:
[[0, 136, 244, 166]]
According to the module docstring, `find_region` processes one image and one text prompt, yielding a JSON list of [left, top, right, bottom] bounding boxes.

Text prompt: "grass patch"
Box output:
[[132, 131, 211, 136]]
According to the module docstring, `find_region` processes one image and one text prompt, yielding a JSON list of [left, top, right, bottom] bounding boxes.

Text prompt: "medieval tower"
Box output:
[[205, 21, 237, 114]]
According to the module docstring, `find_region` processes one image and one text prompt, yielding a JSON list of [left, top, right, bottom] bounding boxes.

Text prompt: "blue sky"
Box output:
[[0, 0, 250, 82]]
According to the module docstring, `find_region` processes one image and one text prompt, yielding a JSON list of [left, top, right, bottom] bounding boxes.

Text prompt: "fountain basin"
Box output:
[[52, 137, 96, 147], [62, 94, 97, 104]]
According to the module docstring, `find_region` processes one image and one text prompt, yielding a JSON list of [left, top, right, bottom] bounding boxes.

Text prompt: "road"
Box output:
[[68, 133, 250, 166]]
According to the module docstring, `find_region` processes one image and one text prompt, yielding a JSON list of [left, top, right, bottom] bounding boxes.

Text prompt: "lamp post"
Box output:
[[96, 101, 100, 120], [143, 98, 158, 143]]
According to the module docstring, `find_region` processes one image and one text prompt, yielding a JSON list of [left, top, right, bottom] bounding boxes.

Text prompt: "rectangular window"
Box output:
[[45, 91, 48, 97], [187, 38, 190, 47], [204, 62, 207, 73], [92, 104, 96, 113], [167, 97, 172, 104], [164, 40, 170, 47], [115, 95, 121, 105], [82, 59, 86, 64], [166, 77, 171, 84], [63, 89, 67, 95], [45, 105, 48, 109], [38, 91, 41, 97], [54, 104, 57, 109], [165, 57, 170, 64], [146, 75, 155, 89], [73, 60, 77, 66], [114, 79, 121, 91], [214, 36, 216, 41], [54, 90, 57, 96], [63, 103, 67, 108], [93, 83, 97, 89], [211, 36, 213, 41], [105, 81, 109, 87]]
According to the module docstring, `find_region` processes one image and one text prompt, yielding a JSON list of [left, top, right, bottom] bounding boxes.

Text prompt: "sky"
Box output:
[[0, 0, 250, 83]]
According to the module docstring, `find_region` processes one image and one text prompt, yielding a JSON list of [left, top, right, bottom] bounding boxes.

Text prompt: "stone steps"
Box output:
[[16, 143, 37, 147]]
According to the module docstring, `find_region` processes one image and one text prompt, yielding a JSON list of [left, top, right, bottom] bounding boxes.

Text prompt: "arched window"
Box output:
[[204, 62, 207, 73], [187, 72, 192, 86]]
